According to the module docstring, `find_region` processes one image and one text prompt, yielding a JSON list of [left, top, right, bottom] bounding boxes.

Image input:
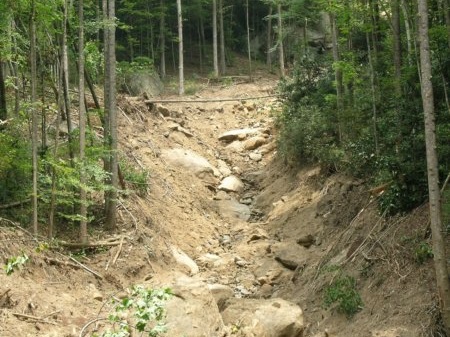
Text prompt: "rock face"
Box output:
[[222, 298, 304, 337], [161, 148, 219, 180]]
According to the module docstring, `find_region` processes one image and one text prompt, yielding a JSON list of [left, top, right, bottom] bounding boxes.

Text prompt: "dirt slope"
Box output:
[[0, 74, 441, 337]]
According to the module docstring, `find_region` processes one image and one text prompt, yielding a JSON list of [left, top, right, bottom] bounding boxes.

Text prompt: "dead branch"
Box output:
[[79, 317, 109, 337], [145, 94, 278, 104], [69, 256, 104, 279], [112, 236, 124, 265], [58, 240, 122, 248], [0, 199, 31, 209], [12, 312, 58, 325]]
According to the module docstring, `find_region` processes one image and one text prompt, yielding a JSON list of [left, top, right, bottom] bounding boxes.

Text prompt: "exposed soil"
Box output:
[[0, 69, 441, 337]]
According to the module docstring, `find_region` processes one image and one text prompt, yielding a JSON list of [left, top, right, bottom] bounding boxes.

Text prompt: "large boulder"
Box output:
[[148, 272, 226, 337], [218, 175, 244, 193], [213, 197, 251, 221], [218, 128, 262, 142], [161, 148, 219, 180], [222, 298, 304, 337], [122, 71, 163, 97]]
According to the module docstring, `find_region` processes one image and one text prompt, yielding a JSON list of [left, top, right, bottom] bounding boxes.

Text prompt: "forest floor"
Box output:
[[0, 65, 443, 337]]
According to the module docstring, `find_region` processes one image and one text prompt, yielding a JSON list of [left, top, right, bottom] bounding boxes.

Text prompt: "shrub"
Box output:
[[324, 275, 363, 317]]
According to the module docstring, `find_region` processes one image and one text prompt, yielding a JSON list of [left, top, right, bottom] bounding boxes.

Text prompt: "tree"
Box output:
[[246, 0, 253, 80], [212, 0, 219, 77], [104, 0, 118, 230], [219, 0, 226, 75], [30, 0, 38, 235], [277, 2, 284, 77], [78, 0, 88, 243], [159, 0, 166, 79], [177, 0, 184, 95], [417, 0, 450, 333], [0, 61, 6, 121]]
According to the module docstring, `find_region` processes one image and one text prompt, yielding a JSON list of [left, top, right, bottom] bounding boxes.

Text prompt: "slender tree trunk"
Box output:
[[440, 0, 450, 49], [266, 5, 273, 70], [30, 0, 38, 235], [212, 0, 219, 78], [392, 0, 402, 97], [197, 20, 203, 73], [330, 12, 343, 141], [246, 0, 253, 81], [159, 0, 166, 80], [401, 0, 413, 65], [277, 3, 285, 77], [78, 0, 88, 244], [177, 0, 184, 95], [0, 61, 6, 121], [219, 0, 226, 75], [366, 32, 379, 156], [104, 0, 118, 230], [418, 0, 450, 333]]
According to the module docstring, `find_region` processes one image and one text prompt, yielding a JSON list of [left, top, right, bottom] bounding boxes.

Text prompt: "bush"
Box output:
[[324, 275, 363, 317]]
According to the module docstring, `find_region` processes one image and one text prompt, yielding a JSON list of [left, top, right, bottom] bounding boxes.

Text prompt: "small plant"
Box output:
[[4, 252, 29, 275], [324, 275, 363, 317], [120, 158, 150, 196], [96, 286, 172, 337], [415, 242, 433, 264]]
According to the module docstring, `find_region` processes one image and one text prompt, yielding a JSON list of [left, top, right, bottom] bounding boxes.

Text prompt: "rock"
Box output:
[[258, 283, 273, 298], [226, 140, 244, 153], [161, 148, 219, 181], [214, 190, 231, 200], [88, 284, 103, 301], [234, 256, 249, 267], [222, 298, 304, 337], [213, 197, 251, 221], [208, 284, 234, 311], [272, 242, 308, 271], [122, 71, 163, 97], [296, 234, 315, 248], [217, 159, 232, 177], [170, 245, 199, 275], [148, 272, 225, 337], [249, 153, 263, 162], [247, 228, 269, 243], [218, 128, 261, 142], [166, 122, 194, 137], [218, 175, 244, 193], [197, 253, 222, 268], [243, 136, 268, 151]]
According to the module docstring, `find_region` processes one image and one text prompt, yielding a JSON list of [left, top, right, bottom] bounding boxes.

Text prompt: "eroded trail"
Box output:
[[0, 78, 438, 337]]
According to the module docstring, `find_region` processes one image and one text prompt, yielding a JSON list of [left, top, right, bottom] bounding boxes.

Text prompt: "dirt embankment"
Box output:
[[0, 77, 440, 337]]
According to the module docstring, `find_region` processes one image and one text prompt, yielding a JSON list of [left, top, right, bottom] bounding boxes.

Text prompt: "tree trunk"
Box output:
[[159, 0, 166, 80], [246, 0, 253, 81], [177, 0, 184, 95], [30, 0, 38, 235], [219, 0, 226, 75], [330, 12, 343, 141], [277, 3, 285, 77], [392, 0, 402, 97], [104, 0, 118, 230], [212, 0, 219, 78], [266, 5, 273, 70], [0, 61, 6, 121], [78, 0, 88, 244], [418, 0, 450, 334]]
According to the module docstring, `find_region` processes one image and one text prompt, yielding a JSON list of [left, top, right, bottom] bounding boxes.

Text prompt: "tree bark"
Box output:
[[104, 0, 118, 230], [277, 3, 285, 77], [418, 0, 450, 334], [212, 0, 219, 78], [330, 12, 343, 141], [0, 61, 6, 121], [177, 0, 184, 95], [159, 0, 166, 79], [219, 0, 226, 75], [392, 0, 402, 97], [30, 0, 38, 235], [266, 5, 273, 69], [78, 0, 88, 244], [246, 0, 253, 81]]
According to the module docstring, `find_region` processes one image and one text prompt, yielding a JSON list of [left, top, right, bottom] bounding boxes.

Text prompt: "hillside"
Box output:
[[0, 73, 440, 337]]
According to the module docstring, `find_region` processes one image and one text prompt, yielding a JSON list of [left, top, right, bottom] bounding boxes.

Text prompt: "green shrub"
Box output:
[[324, 275, 363, 317], [96, 286, 172, 337]]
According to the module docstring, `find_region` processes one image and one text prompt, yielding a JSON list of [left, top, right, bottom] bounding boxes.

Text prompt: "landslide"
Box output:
[[0, 72, 440, 337]]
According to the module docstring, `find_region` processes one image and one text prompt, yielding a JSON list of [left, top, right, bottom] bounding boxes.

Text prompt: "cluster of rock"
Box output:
[[151, 102, 305, 336]]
